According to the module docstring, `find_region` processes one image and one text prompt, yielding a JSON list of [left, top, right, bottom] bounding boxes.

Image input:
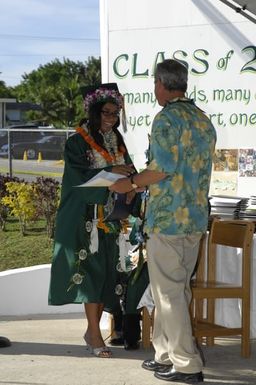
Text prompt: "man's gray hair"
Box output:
[[155, 59, 188, 92]]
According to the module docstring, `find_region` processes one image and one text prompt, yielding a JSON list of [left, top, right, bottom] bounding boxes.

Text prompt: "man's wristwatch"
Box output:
[[130, 174, 138, 189]]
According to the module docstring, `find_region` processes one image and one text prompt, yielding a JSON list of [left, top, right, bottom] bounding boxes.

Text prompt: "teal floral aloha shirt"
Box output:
[[145, 97, 217, 235]]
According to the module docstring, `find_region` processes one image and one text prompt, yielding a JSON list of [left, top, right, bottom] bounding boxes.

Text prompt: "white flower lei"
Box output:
[[91, 129, 125, 168]]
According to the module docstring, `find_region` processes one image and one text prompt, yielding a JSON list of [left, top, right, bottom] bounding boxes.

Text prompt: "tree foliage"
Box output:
[[0, 79, 15, 98], [14, 56, 101, 127]]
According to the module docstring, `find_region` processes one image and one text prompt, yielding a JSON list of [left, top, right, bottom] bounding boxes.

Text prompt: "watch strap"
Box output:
[[130, 174, 138, 189]]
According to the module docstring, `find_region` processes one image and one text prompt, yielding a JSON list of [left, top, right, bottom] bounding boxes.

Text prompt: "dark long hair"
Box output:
[[87, 99, 127, 152]]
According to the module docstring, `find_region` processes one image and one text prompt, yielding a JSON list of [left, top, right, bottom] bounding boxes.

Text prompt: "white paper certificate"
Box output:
[[75, 170, 125, 187]]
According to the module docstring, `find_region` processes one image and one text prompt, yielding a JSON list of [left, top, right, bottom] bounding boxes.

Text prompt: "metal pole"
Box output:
[[7, 127, 13, 177], [219, 0, 256, 24]]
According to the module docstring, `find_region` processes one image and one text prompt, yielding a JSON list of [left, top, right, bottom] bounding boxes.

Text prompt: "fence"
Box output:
[[0, 127, 75, 179]]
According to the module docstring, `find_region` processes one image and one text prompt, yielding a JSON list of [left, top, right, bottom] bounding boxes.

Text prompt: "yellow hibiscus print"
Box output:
[[196, 190, 207, 206], [171, 174, 183, 193], [174, 207, 189, 225], [181, 130, 191, 146], [171, 145, 178, 162], [147, 159, 158, 171], [197, 121, 207, 131], [149, 184, 162, 197], [192, 155, 204, 172]]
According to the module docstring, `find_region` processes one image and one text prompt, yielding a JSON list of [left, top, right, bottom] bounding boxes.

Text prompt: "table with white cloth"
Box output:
[[138, 235, 256, 338]]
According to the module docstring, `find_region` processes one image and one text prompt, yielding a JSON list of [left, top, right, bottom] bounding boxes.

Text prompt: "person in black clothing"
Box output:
[[110, 221, 149, 350]]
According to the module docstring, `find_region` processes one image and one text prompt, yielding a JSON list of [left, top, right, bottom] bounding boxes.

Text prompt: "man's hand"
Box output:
[[109, 177, 133, 193], [110, 169, 167, 193]]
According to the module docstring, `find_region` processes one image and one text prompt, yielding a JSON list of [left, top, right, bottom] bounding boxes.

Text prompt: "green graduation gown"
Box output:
[[48, 131, 132, 311]]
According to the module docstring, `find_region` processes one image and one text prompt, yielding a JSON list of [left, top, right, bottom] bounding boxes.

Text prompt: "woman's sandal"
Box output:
[[91, 346, 112, 358], [83, 334, 112, 358]]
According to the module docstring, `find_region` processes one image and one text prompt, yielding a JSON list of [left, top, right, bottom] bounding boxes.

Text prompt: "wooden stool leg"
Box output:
[[142, 307, 154, 349], [142, 307, 151, 349]]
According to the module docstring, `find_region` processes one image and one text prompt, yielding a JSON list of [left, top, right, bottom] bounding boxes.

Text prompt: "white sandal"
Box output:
[[91, 346, 112, 358], [83, 334, 112, 357]]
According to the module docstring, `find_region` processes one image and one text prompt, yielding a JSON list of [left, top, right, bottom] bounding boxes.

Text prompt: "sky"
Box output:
[[0, 0, 100, 87]]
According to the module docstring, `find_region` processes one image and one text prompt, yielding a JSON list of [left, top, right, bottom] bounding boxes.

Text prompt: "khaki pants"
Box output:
[[146, 232, 203, 373]]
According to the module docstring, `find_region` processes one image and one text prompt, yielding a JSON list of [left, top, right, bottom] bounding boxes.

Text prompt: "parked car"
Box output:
[[0, 135, 66, 160], [0, 124, 47, 147]]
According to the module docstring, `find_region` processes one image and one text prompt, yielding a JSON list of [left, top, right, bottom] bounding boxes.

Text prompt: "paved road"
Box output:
[[0, 158, 64, 181]]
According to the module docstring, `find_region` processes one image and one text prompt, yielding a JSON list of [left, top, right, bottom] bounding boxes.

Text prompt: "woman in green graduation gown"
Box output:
[[48, 84, 136, 358]]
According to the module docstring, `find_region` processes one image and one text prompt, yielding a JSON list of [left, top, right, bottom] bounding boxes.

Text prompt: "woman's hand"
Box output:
[[111, 164, 135, 177]]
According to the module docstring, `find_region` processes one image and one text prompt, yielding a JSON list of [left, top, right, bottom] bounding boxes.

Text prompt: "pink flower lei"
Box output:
[[84, 88, 123, 112]]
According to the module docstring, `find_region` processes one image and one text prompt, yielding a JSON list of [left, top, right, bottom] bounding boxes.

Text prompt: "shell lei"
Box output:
[[67, 249, 87, 292], [76, 126, 115, 163]]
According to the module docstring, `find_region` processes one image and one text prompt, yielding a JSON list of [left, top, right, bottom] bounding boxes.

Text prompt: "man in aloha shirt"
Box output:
[[110, 59, 216, 383], [145, 96, 214, 235]]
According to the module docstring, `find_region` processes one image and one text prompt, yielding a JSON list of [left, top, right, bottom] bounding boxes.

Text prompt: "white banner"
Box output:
[[100, 0, 256, 196]]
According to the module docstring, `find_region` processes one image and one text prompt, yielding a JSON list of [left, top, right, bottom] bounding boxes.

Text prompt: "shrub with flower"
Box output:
[[1, 181, 37, 235], [0, 174, 21, 230], [32, 177, 60, 239]]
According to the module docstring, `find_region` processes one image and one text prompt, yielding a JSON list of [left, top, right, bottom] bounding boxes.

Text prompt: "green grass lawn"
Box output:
[[0, 217, 54, 272]]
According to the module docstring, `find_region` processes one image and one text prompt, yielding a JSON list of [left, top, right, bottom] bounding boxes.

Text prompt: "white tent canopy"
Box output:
[[220, 0, 256, 23]]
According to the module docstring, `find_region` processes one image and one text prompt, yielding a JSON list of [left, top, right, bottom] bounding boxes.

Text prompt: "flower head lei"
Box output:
[[84, 87, 123, 112]]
